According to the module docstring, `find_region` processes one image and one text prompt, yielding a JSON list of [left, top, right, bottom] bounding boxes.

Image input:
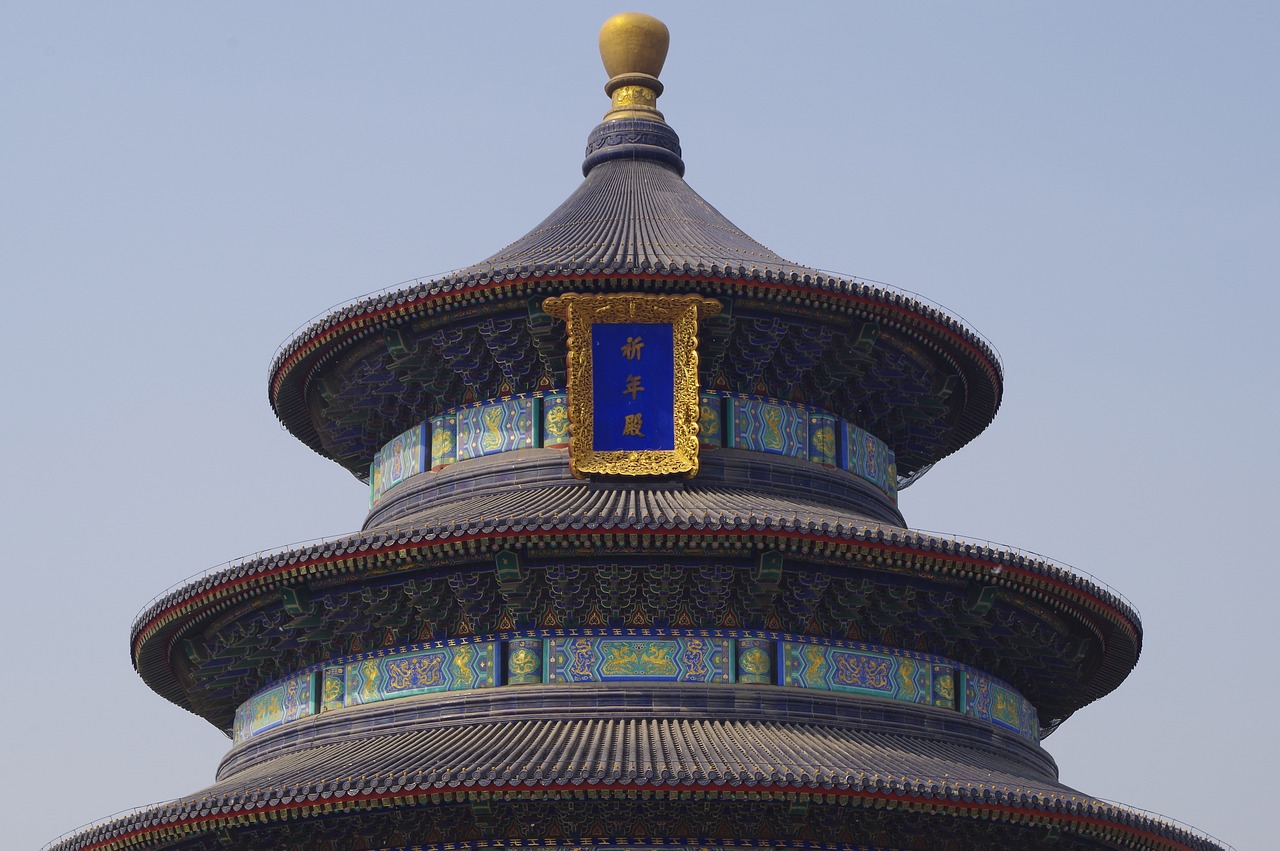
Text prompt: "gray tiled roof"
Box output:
[[364, 449, 907, 530], [214, 718, 1061, 797], [266, 119, 1004, 482], [53, 688, 1222, 851], [371, 447, 911, 534], [267, 147, 1000, 413], [460, 156, 812, 278], [134, 474, 1136, 643]]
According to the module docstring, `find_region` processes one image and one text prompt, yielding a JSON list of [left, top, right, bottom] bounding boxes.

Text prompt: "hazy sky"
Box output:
[[5, 4, 1275, 849]]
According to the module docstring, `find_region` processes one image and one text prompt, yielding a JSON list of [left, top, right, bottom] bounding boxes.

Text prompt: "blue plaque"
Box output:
[[543, 293, 721, 478], [591, 322, 675, 452]]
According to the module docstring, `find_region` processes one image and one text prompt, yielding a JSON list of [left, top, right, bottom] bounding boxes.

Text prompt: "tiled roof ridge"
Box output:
[[268, 266, 999, 395], [217, 684, 1056, 781], [130, 504, 1139, 661]]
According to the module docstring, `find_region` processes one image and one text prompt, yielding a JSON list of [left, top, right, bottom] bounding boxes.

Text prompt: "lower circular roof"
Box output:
[[50, 686, 1223, 851]]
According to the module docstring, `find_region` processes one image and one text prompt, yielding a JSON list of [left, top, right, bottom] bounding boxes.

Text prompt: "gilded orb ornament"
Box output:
[[598, 12, 670, 121], [599, 12, 669, 79]]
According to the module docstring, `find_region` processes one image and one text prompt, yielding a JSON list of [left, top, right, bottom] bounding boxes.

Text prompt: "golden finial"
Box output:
[[598, 12, 669, 122]]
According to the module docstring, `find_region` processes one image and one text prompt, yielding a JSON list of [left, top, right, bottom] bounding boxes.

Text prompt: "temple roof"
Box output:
[[266, 17, 1004, 482], [49, 686, 1224, 851], [129, 451, 1141, 738], [461, 133, 811, 278]]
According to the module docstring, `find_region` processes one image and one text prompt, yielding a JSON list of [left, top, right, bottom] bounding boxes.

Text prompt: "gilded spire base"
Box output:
[[603, 73, 664, 122]]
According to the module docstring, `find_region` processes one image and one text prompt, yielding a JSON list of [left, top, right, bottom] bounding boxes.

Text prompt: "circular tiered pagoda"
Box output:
[[54, 13, 1224, 851]]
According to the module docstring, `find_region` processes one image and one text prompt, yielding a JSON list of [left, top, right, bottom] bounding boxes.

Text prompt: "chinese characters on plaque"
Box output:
[[591, 323, 674, 452], [544, 293, 721, 478]]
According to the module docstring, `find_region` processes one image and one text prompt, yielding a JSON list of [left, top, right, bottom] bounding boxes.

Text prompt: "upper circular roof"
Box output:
[[267, 40, 1004, 482]]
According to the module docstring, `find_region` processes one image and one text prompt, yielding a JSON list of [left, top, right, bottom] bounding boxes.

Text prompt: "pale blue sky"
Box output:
[[4, 3, 1275, 849]]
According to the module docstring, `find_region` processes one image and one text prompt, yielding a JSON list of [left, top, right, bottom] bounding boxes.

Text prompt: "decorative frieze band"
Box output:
[[370, 392, 897, 506], [232, 630, 1036, 745]]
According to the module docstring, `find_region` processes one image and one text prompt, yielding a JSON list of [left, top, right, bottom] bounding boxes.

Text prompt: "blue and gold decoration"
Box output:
[[735, 637, 773, 684], [542, 393, 570, 448], [843, 421, 897, 498], [783, 642, 929, 702], [232, 631, 1037, 744], [544, 293, 721, 478], [321, 665, 345, 713], [371, 390, 898, 506], [931, 663, 956, 709], [781, 639, 1038, 740], [590, 322, 676, 452], [429, 413, 457, 470], [966, 670, 1039, 739], [698, 392, 722, 448], [547, 635, 731, 683], [808, 413, 838, 467], [506, 638, 543, 684], [345, 641, 497, 707], [368, 423, 427, 504], [728, 396, 808, 458], [456, 397, 534, 462], [232, 670, 314, 743]]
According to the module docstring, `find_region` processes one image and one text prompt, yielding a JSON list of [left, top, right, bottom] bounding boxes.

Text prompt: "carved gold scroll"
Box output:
[[544, 293, 720, 478]]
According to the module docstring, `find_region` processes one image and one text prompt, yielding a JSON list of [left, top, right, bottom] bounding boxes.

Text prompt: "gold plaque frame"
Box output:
[[544, 293, 720, 478]]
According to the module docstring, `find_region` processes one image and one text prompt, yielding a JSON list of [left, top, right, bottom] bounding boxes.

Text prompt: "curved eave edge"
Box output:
[[131, 525, 1141, 723], [49, 785, 1223, 851], [267, 270, 1004, 471], [270, 267, 1001, 387]]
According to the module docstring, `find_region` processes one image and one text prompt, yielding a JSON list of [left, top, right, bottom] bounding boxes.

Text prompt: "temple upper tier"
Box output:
[[268, 14, 1002, 489]]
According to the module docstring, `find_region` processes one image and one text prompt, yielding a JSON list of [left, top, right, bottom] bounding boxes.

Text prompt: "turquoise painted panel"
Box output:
[[282, 671, 313, 724], [506, 638, 544, 684], [233, 670, 313, 743], [808, 413, 838, 466], [736, 637, 773, 684], [931, 663, 956, 709], [231, 631, 1036, 744], [231, 700, 251, 744], [244, 685, 283, 738], [457, 398, 534, 462], [843, 421, 897, 499], [698, 392, 722, 448], [546, 636, 732, 683], [321, 665, 345, 712], [369, 423, 427, 505], [345, 641, 497, 707], [781, 642, 931, 703], [430, 413, 457, 470], [542, 393, 570, 448], [730, 396, 808, 458], [966, 670, 1038, 739], [782, 639, 1037, 742]]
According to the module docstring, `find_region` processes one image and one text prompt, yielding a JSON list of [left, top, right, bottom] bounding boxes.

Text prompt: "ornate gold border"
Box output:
[[544, 293, 720, 478]]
